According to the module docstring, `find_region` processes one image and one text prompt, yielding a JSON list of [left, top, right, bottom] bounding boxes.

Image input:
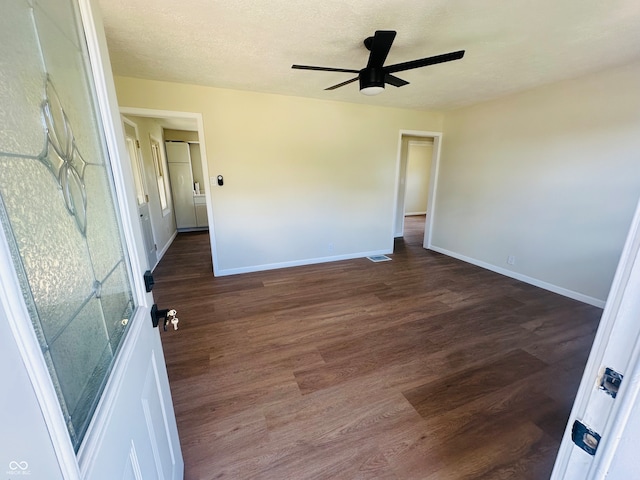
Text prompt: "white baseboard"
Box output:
[[152, 230, 178, 271], [216, 249, 392, 276], [405, 211, 427, 216], [428, 246, 606, 308]]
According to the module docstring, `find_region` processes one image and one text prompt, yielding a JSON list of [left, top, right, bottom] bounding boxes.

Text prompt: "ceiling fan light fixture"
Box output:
[[359, 67, 385, 95], [360, 85, 385, 96]]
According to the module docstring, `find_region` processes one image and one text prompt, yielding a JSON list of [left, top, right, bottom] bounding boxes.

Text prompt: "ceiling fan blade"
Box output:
[[385, 74, 409, 87], [325, 77, 359, 91], [367, 30, 396, 68], [384, 50, 465, 74], [292, 64, 359, 73]]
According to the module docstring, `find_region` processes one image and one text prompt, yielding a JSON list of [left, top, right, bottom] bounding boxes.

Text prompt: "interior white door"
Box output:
[[124, 121, 157, 269], [0, 1, 182, 479], [552, 196, 640, 478]]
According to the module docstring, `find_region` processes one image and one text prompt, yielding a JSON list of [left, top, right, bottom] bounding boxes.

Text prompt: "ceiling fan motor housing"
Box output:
[[359, 67, 385, 90]]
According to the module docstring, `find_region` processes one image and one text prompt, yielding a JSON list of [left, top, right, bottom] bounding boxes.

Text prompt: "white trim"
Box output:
[[154, 230, 178, 269], [0, 227, 80, 479], [425, 135, 443, 250], [429, 246, 605, 308], [217, 249, 391, 276], [149, 133, 172, 218], [128, 441, 143, 480], [121, 117, 150, 207], [392, 130, 442, 246], [405, 211, 427, 216], [589, 327, 640, 478], [119, 106, 220, 276]]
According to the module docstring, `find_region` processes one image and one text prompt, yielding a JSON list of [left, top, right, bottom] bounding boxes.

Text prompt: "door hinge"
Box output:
[[600, 367, 623, 398], [136, 139, 140, 148], [572, 420, 600, 456]]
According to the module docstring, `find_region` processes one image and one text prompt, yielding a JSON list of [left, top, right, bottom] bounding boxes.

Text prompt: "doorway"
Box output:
[[393, 130, 442, 250], [119, 108, 219, 275]]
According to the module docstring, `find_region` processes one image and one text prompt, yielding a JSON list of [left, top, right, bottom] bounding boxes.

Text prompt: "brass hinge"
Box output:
[[136, 139, 140, 148]]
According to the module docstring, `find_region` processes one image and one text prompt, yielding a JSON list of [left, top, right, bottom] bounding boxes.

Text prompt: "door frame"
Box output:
[[392, 130, 443, 249], [0, 0, 155, 477], [119, 107, 220, 276]]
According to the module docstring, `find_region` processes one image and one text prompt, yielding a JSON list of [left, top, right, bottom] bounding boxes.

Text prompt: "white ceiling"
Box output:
[[97, 0, 640, 111]]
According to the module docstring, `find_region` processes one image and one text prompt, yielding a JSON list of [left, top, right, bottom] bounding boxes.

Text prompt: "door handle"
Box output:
[[150, 305, 179, 331]]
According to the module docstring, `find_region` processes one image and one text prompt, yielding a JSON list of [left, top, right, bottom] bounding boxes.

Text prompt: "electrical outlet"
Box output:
[[507, 255, 516, 265], [328, 243, 334, 252]]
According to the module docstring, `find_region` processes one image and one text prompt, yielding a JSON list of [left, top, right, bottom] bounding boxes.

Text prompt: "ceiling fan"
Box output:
[[292, 30, 465, 96]]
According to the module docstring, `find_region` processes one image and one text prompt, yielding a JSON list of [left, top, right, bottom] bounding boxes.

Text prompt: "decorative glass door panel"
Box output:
[[0, 0, 135, 450]]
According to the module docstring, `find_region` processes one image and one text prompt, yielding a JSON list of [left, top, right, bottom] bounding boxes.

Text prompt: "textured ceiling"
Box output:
[[97, 0, 640, 111]]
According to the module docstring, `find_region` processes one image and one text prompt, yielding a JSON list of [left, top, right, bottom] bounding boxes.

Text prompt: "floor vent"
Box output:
[[367, 255, 392, 262]]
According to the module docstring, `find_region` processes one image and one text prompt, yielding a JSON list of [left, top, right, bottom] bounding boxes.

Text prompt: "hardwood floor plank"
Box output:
[[153, 215, 602, 479], [402, 349, 548, 418]]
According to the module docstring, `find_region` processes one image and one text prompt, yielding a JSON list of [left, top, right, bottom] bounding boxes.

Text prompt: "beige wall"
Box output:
[[405, 139, 433, 215], [123, 115, 177, 260], [433, 62, 640, 304], [115, 77, 443, 273], [164, 129, 198, 142]]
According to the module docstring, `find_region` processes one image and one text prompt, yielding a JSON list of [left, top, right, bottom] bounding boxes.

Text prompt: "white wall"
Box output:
[[114, 78, 442, 274], [432, 62, 640, 305], [123, 115, 177, 262], [405, 139, 433, 215]]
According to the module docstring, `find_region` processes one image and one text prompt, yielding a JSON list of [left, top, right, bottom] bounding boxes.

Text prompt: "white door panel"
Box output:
[[124, 120, 157, 269], [82, 310, 181, 480]]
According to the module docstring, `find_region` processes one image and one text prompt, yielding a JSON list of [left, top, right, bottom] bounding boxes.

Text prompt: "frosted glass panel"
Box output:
[[100, 262, 134, 349], [0, 0, 136, 451], [0, 155, 95, 339], [85, 163, 126, 280], [0, 1, 47, 157], [48, 298, 111, 424], [33, 2, 104, 161]]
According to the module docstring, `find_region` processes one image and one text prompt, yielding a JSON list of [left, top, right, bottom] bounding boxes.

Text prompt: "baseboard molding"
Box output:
[[216, 249, 392, 276], [428, 246, 606, 308], [153, 230, 178, 272], [405, 211, 427, 216]]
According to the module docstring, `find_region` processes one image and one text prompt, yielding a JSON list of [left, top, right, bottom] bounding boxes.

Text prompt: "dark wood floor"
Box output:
[[153, 216, 602, 479]]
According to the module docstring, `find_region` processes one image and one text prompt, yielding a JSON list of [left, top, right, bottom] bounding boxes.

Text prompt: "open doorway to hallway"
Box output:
[[394, 130, 442, 251], [118, 108, 218, 274]]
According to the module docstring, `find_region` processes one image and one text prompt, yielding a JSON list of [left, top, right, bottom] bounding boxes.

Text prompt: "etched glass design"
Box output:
[[0, 0, 135, 450]]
